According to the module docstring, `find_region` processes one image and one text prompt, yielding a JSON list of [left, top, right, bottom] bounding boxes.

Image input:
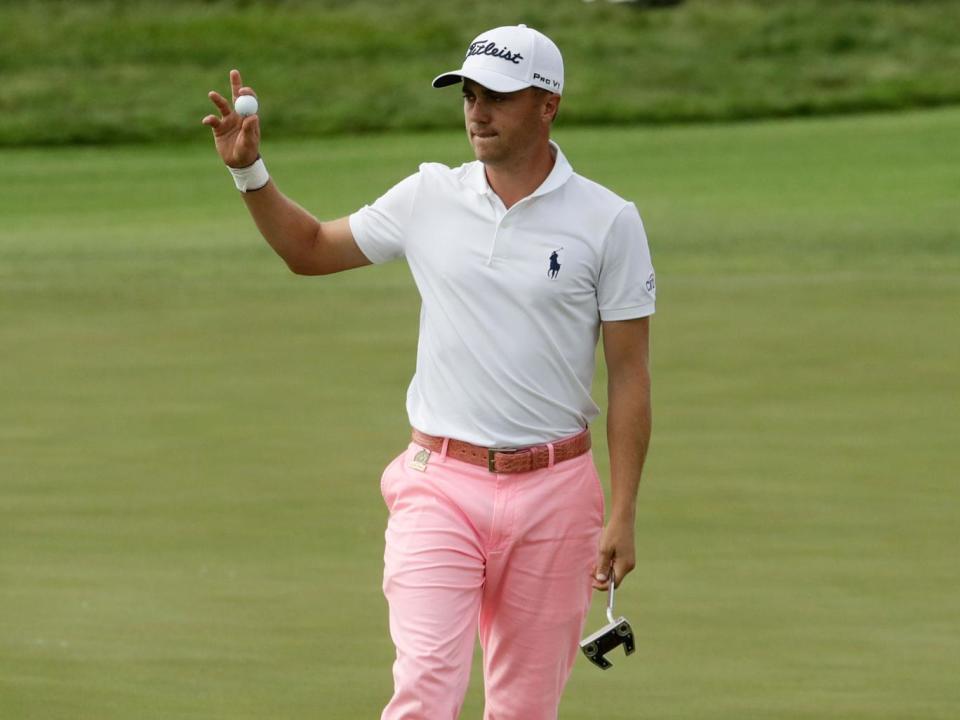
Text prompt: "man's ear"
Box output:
[[543, 94, 561, 124]]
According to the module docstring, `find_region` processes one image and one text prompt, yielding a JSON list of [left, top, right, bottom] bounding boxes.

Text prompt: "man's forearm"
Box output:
[[605, 369, 652, 523], [204, 73, 368, 276], [241, 180, 323, 274]]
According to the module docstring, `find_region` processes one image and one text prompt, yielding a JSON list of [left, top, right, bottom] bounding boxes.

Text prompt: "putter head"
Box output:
[[579, 616, 635, 670]]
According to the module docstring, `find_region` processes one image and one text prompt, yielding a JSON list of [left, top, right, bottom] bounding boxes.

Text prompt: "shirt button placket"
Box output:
[[488, 216, 510, 265]]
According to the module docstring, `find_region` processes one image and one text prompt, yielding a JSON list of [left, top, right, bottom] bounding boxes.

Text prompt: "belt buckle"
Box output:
[[487, 446, 518, 473]]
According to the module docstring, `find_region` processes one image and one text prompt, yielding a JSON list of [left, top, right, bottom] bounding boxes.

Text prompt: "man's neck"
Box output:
[[484, 141, 556, 209]]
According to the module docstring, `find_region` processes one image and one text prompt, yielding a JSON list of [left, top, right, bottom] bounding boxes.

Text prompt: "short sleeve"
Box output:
[[597, 203, 656, 321], [348, 172, 421, 264]]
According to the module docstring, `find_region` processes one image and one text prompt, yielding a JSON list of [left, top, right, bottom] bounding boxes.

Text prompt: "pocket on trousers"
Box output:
[[379, 450, 407, 511]]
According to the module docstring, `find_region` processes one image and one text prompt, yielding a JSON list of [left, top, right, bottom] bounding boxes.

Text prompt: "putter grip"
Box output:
[[606, 564, 616, 624]]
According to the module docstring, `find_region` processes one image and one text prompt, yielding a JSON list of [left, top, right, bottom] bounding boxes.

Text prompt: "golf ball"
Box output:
[[235, 95, 259, 117]]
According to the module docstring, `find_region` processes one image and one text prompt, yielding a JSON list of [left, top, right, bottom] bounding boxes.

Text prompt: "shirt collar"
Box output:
[[464, 140, 574, 198]]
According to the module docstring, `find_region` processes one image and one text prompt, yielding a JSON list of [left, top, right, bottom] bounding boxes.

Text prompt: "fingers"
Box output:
[[208, 91, 232, 117], [610, 559, 622, 589], [592, 549, 635, 589], [230, 68, 242, 101], [610, 556, 636, 589], [203, 71, 260, 158], [592, 550, 614, 590], [209, 71, 255, 119], [591, 575, 612, 591]]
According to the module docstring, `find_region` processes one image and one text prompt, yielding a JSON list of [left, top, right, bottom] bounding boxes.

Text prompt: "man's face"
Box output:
[[462, 79, 557, 165]]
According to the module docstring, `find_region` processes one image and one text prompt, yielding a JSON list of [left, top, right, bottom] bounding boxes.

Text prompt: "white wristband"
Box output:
[[228, 157, 269, 192]]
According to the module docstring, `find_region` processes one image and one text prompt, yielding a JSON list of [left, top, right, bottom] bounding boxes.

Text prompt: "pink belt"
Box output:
[[411, 428, 591, 474]]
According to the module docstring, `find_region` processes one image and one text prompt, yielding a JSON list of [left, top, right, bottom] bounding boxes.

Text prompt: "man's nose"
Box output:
[[468, 97, 491, 122]]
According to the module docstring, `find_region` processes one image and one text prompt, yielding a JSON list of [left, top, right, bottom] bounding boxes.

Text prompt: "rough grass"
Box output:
[[2, 0, 960, 145], [1, 108, 959, 718]]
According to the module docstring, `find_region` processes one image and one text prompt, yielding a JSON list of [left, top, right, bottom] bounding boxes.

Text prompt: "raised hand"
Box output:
[[202, 69, 261, 168]]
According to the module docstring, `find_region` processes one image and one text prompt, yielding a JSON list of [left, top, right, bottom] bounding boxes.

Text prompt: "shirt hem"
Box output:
[[599, 304, 656, 321]]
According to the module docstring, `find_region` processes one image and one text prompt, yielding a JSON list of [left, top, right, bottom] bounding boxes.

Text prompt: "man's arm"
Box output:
[[593, 315, 652, 590], [202, 69, 371, 276], [240, 183, 371, 276]]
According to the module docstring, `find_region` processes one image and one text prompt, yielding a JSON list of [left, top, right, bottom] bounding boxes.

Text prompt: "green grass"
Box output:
[[1, 107, 959, 718], [3, 0, 960, 145]]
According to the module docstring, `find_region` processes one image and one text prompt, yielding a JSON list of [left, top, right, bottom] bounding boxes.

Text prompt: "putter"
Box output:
[[579, 566, 635, 669]]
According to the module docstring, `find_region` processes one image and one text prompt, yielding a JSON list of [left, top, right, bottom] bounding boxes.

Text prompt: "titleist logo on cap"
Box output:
[[432, 25, 564, 95], [467, 39, 524, 65]]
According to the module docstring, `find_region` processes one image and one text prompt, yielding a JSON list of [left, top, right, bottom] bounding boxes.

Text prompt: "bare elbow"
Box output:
[[279, 223, 366, 276], [284, 231, 330, 275], [286, 258, 330, 276]]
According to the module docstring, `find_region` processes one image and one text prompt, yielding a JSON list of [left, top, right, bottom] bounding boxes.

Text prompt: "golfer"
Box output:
[[203, 24, 654, 720]]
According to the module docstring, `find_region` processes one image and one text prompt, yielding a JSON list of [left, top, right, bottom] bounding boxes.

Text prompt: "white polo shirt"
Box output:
[[349, 142, 655, 447]]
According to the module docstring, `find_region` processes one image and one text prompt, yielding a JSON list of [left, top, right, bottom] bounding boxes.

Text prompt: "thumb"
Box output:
[[241, 113, 260, 140], [594, 548, 613, 583], [235, 115, 261, 164]]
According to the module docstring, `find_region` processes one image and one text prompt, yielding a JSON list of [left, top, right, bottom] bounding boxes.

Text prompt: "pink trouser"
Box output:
[[379, 438, 604, 720]]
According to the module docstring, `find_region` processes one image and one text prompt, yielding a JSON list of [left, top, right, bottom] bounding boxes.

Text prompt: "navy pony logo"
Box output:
[[547, 248, 563, 279]]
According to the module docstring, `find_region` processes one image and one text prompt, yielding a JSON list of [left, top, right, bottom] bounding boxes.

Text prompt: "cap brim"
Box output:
[[432, 67, 531, 93]]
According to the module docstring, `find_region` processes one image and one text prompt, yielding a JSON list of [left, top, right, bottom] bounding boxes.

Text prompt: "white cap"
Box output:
[[433, 24, 564, 96]]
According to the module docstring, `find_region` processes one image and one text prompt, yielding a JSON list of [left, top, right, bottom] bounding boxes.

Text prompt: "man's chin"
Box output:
[[471, 138, 503, 163]]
